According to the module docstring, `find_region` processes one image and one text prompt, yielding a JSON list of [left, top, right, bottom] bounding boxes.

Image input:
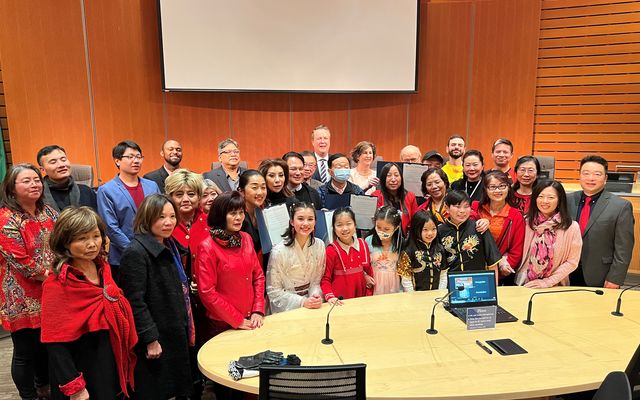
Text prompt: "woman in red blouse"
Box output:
[[471, 171, 525, 285], [0, 163, 57, 399], [370, 162, 418, 234]]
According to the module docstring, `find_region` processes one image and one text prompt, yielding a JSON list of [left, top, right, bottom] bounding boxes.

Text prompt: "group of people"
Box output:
[[0, 125, 635, 400]]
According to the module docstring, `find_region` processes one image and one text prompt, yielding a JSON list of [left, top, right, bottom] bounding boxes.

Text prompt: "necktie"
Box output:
[[319, 159, 329, 183], [579, 196, 592, 234]]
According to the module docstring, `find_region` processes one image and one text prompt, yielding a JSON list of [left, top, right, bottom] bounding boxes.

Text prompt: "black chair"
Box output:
[[593, 371, 631, 400], [258, 363, 366, 400], [624, 344, 640, 398]]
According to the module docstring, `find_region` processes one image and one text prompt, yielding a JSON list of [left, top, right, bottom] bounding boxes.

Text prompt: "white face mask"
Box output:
[[376, 227, 397, 240]]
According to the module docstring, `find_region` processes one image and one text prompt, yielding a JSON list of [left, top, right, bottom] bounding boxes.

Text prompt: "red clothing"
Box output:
[[321, 238, 373, 301], [370, 190, 418, 233], [513, 191, 531, 215], [417, 197, 448, 224], [0, 205, 56, 331], [471, 201, 525, 270], [124, 181, 144, 208], [172, 210, 209, 278], [195, 231, 265, 328], [41, 260, 137, 397]]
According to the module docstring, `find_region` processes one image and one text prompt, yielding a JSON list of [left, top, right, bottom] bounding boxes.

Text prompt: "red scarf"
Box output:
[[41, 259, 137, 397]]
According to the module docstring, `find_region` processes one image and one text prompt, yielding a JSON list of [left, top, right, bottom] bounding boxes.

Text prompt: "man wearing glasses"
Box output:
[[204, 138, 246, 192], [97, 140, 160, 274]]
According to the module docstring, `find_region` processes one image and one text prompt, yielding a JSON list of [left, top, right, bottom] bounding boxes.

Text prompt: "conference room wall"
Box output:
[[0, 0, 540, 185]]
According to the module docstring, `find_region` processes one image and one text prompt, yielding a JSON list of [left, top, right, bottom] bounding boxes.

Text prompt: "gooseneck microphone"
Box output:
[[522, 288, 604, 325], [426, 286, 464, 335], [612, 283, 640, 317], [321, 296, 344, 345]]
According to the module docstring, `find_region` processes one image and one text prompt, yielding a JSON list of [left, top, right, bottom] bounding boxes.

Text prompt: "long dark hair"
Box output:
[[282, 201, 316, 247], [403, 210, 444, 266], [0, 163, 46, 212], [526, 180, 572, 230], [368, 205, 402, 251], [478, 170, 515, 209], [378, 162, 406, 211], [512, 156, 540, 192]]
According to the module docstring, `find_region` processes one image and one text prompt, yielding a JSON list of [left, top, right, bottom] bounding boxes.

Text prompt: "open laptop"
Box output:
[[446, 270, 518, 323]]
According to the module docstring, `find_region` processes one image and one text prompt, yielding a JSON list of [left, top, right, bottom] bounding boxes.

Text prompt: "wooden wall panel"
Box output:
[[351, 94, 409, 162], [409, 1, 472, 155], [533, 0, 640, 181], [290, 94, 349, 155], [83, 0, 166, 182], [165, 92, 230, 173], [0, 0, 95, 169], [468, 0, 540, 162], [0, 0, 543, 184], [230, 93, 291, 167]]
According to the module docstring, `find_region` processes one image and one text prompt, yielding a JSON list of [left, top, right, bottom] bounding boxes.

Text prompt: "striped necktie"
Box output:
[[319, 158, 329, 183]]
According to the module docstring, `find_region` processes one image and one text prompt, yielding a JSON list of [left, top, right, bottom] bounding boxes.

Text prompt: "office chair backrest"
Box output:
[[593, 371, 631, 400], [625, 344, 640, 389], [70, 164, 94, 187], [534, 155, 555, 180], [259, 363, 366, 400]]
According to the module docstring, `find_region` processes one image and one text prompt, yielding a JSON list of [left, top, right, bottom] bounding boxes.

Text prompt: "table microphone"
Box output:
[[321, 296, 344, 345], [426, 286, 464, 335], [611, 283, 640, 317], [522, 288, 604, 325]]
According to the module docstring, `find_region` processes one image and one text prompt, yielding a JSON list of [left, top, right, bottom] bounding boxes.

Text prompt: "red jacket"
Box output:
[[370, 190, 418, 234], [471, 201, 525, 269], [0, 206, 56, 331], [172, 210, 209, 279], [195, 231, 265, 328]]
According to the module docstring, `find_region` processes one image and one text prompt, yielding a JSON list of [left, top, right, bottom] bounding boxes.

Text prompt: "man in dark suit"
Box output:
[[143, 139, 182, 193], [310, 124, 332, 184], [203, 138, 245, 192], [283, 151, 322, 210], [37, 145, 97, 211], [567, 155, 635, 288]]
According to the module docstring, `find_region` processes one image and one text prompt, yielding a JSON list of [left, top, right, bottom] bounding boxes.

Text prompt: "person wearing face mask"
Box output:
[[450, 150, 485, 203], [283, 152, 322, 210], [365, 206, 412, 295], [317, 153, 364, 209], [370, 162, 418, 234]]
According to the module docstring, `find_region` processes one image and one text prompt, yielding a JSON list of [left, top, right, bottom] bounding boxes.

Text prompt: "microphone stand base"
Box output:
[[321, 338, 334, 345], [426, 328, 438, 335], [522, 320, 534, 325], [611, 311, 623, 317]]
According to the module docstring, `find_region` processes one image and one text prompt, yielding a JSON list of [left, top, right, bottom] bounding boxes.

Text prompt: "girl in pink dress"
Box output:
[[365, 206, 412, 295]]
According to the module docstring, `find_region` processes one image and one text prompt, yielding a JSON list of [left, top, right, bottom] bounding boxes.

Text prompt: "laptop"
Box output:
[[446, 270, 518, 323]]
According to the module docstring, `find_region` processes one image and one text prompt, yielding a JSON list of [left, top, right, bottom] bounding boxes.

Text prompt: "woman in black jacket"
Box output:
[[119, 194, 192, 399]]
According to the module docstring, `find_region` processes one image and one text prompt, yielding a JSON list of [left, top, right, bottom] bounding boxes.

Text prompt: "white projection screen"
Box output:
[[158, 0, 419, 92]]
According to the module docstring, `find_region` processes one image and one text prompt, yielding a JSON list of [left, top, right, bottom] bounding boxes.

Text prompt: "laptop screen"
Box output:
[[447, 270, 497, 307]]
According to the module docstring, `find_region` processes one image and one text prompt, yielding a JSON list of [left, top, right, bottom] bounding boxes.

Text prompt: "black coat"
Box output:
[[119, 233, 192, 399], [143, 166, 169, 194]]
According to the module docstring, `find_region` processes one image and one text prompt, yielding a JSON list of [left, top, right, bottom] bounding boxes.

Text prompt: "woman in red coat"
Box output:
[[370, 162, 418, 234], [0, 164, 57, 399], [471, 171, 525, 285]]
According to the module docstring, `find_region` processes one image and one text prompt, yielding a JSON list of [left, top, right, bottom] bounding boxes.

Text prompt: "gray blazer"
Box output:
[[203, 166, 246, 193], [567, 190, 635, 286]]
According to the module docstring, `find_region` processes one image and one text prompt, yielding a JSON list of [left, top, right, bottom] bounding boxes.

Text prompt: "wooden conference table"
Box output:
[[198, 287, 640, 399]]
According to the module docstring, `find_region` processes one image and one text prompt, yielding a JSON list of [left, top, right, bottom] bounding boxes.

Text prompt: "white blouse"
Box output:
[[266, 238, 326, 313]]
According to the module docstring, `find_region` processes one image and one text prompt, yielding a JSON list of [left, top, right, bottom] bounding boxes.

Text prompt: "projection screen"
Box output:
[[158, 0, 419, 92]]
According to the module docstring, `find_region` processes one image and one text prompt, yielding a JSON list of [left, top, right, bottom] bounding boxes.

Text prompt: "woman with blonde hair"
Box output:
[[42, 207, 137, 399]]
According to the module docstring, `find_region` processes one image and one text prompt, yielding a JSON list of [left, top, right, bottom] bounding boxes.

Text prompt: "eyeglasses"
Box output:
[[517, 168, 536, 174], [220, 149, 240, 156], [487, 184, 509, 192], [120, 155, 144, 161], [580, 171, 605, 178], [304, 162, 317, 168]]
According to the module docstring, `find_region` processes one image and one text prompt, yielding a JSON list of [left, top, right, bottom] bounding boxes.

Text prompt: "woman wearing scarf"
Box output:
[[119, 194, 193, 399], [515, 180, 582, 288], [42, 207, 137, 399], [195, 191, 265, 400]]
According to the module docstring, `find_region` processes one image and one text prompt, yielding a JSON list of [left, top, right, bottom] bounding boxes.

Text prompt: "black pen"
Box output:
[[476, 340, 492, 354]]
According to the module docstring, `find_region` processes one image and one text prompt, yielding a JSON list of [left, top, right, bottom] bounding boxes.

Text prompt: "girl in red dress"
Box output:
[[321, 208, 375, 304]]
